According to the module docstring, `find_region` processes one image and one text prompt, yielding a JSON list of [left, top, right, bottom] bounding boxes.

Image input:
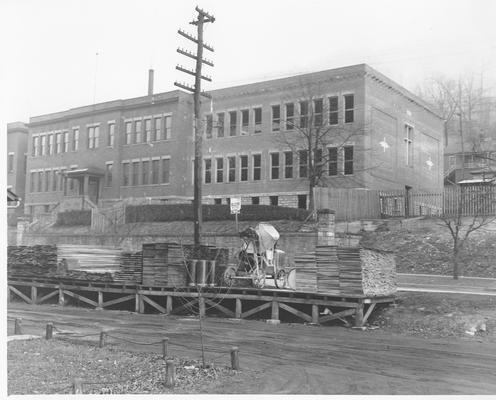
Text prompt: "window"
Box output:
[[299, 150, 308, 178], [154, 117, 161, 141], [284, 151, 293, 178], [132, 161, 139, 185], [298, 194, 307, 210], [253, 154, 261, 181], [122, 162, 130, 186], [37, 171, 43, 192], [314, 99, 323, 127], [254, 107, 262, 133], [328, 147, 338, 176], [30, 172, 36, 192], [329, 96, 338, 125], [152, 159, 160, 184], [272, 105, 280, 132], [48, 134, 54, 155], [143, 120, 151, 143], [270, 196, 278, 206], [8, 153, 14, 172], [216, 157, 224, 183], [63, 131, 69, 153], [40, 135, 46, 155], [299, 101, 309, 128], [135, 120, 142, 144], [228, 156, 236, 182], [32, 136, 39, 156], [251, 196, 260, 205], [240, 155, 248, 181], [52, 170, 57, 191], [142, 160, 149, 185], [270, 152, 280, 179], [163, 115, 171, 140], [448, 155, 456, 169], [105, 163, 113, 187], [229, 111, 237, 136], [88, 126, 99, 149], [162, 158, 170, 184], [56, 133, 62, 154], [285, 103, 294, 130], [344, 146, 354, 175], [107, 123, 114, 147], [206, 114, 213, 139], [241, 110, 249, 135], [44, 171, 49, 192], [72, 128, 79, 151], [204, 159, 212, 183], [344, 94, 354, 123], [404, 125, 413, 166], [214, 198, 222, 205], [125, 122, 132, 145], [216, 113, 224, 137]]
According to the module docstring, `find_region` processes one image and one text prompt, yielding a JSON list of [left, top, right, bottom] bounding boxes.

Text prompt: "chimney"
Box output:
[[148, 69, 154, 96]]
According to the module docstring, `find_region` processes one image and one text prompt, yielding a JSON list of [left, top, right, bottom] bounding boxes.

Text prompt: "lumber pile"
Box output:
[[337, 247, 364, 295], [114, 251, 143, 284], [57, 244, 121, 274], [7, 245, 58, 277], [294, 252, 317, 292], [316, 245, 340, 295]]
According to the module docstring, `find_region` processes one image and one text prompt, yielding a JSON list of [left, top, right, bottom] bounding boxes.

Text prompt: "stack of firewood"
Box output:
[[7, 245, 58, 277], [360, 248, 397, 296], [315, 245, 340, 295], [294, 252, 317, 292]]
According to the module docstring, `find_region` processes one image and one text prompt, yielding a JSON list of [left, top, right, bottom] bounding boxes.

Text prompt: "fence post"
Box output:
[[162, 337, 169, 359], [72, 378, 83, 394], [99, 331, 106, 348], [14, 318, 22, 335], [46, 323, 54, 339], [166, 360, 175, 387], [230, 346, 239, 370]]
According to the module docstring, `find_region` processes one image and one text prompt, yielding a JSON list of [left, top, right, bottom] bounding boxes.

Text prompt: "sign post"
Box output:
[[230, 197, 241, 233]]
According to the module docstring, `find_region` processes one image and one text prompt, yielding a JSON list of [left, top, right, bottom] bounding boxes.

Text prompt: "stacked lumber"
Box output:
[[142, 243, 169, 286], [360, 248, 397, 296], [315, 245, 340, 295], [114, 251, 143, 283], [337, 247, 364, 295], [294, 252, 317, 292], [57, 245, 121, 274], [166, 244, 189, 287], [7, 245, 58, 277], [61, 270, 114, 282]]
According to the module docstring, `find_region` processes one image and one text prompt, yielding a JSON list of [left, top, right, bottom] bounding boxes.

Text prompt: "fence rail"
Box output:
[[315, 185, 496, 220]]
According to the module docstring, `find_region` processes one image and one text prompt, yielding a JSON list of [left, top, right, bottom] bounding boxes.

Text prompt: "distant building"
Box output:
[[12, 64, 444, 215], [7, 122, 29, 222]]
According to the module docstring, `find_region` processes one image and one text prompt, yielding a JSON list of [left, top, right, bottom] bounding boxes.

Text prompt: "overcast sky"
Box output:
[[1, 0, 495, 132]]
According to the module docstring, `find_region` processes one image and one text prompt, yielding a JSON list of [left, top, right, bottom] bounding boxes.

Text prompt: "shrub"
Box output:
[[56, 210, 92, 226], [125, 204, 310, 223]]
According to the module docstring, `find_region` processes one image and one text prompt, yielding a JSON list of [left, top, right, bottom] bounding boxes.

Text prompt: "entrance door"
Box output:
[[88, 177, 99, 205]]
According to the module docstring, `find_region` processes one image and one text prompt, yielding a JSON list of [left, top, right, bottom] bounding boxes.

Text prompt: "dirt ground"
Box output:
[[7, 302, 496, 395]]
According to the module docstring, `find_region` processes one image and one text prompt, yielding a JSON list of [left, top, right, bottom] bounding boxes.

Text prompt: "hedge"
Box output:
[[55, 210, 92, 226], [125, 203, 310, 223]]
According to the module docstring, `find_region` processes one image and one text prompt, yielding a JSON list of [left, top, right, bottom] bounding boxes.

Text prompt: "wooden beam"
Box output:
[[62, 290, 98, 307], [142, 295, 167, 314], [235, 298, 242, 319], [279, 302, 312, 322], [319, 308, 356, 324], [31, 286, 37, 305], [171, 299, 198, 314], [355, 299, 364, 327], [8, 286, 32, 304], [58, 287, 65, 306], [362, 303, 376, 325], [271, 301, 279, 320], [241, 302, 271, 319], [199, 297, 206, 318], [37, 290, 58, 304], [135, 293, 140, 313], [102, 294, 135, 308], [97, 291, 103, 309], [312, 304, 319, 324], [166, 296, 173, 314], [204, 298, 235, 318]]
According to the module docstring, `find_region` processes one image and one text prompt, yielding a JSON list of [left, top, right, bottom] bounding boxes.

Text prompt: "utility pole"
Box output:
[[175, 7, 215, 245]]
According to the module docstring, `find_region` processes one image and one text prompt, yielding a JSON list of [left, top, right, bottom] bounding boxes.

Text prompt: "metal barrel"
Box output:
[[196, 260, 207, 287], [208, 260, 216, 286], [188, 259, 197, 286]]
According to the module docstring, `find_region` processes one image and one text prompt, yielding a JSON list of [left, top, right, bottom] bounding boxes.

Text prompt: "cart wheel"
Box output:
[[223, 267, 237, 286], [274, 269, 286, 289], [251, 271, 266, 288]]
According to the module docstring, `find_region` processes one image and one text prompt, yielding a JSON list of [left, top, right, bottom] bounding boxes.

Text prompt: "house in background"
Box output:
[[9, 64, 444, 216]]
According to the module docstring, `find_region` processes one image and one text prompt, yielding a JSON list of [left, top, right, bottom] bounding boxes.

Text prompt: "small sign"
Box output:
[[230, 197, 241, 214]]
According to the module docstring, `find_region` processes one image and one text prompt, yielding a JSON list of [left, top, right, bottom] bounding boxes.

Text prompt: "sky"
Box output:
[[1, 0, 495, 131]]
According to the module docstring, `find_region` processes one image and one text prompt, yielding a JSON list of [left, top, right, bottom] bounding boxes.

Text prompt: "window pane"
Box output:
[[254, 108, 262, 133], [344, 146, 354, 175], [206, 114, 213, 138], [299, 150, 308, 178], [253, 154, 261, 181], [142, 161, 149, 185], [229, 112, 237, 136], [344, 94, 354, 123], [284, 151, 293, 178], [144, 120, 151, 143], [285, 103, 294, 130], [204, 159, 212, 183], [162, 159, 170, 184], [328, 147, 338, 176], [217, 113, 224, 137], [240, 155, 248, 181], [228, 156, 236, 182], [216, 158, 224, 182], [271, 153, 279, 179], [272, 105, 280, 132], [152, 160, 159, 184]]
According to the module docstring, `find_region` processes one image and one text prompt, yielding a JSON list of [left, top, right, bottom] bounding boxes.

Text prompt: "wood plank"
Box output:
[[241, 302, 271, 319], [102, 294, 136, 308], [62, 290, 98, 307], [235, 298, 242, 319], [279, 302, 312, 322], [8, 285, 32, 304], [362, 303, 376, 325], [31, 286, 37, 305], [272, 301, 279, 320], [171, 299, 198, 315], [142, 295, 167, 314], [319, 308, 356, 324], [204, 298, 235, 318], [37, 290, 58, 304], [166, 296, 173, 314], [355, 299, 364, 327]]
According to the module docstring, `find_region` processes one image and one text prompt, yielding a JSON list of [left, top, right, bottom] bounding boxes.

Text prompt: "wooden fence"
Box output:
[[315, 185, 496, 220], [91, 205, 126, 233]]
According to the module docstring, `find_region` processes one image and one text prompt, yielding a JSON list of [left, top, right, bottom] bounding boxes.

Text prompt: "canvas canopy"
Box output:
[[255, 223, 280, 253]]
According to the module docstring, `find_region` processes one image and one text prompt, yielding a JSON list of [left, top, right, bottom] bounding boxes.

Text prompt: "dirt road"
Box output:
[[8, 303, 496, 395], [398, 273, 496, 295]]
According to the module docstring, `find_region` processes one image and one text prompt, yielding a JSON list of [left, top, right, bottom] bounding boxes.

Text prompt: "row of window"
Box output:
[[211, 194, 308, 208], [119, 157, 170, 188], [203, 146, 354, 184], [204, 94, 355, 139], [31, 115, 172, 157], [29, 168, 73, 193]]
